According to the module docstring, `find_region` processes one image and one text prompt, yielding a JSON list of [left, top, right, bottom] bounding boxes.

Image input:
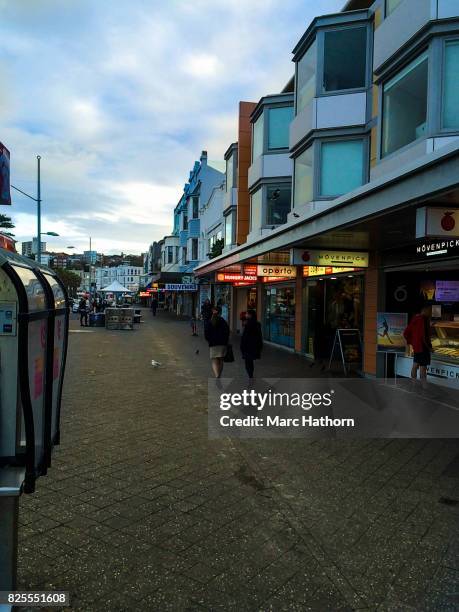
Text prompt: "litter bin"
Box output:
[[0, 247, 69, 593]]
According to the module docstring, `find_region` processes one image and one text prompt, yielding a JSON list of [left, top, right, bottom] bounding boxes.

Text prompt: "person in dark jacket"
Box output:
[[201, 299, 213, 323], [78, 297, 88, 327], [240, 309, 263, 379], [151, 297, 158, 317], [205, 306, 230, 378]]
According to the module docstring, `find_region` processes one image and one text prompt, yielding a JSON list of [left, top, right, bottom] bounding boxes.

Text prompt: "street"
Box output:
[[17, 310, 459, 611]]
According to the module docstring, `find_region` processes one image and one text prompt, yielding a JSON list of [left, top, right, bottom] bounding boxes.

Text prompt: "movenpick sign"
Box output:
[[291, 249, 369, 267], [257, 265, 297, 278], [0, 143, 11, 206], [416, 207, 459, 238]]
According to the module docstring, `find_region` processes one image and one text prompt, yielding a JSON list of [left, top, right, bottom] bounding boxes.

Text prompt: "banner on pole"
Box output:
[[0, 143, 11, 206]]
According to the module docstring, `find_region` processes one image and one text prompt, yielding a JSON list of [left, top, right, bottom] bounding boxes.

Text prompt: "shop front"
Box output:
[[383, 239, 459, 386], [258, 265, 297, 349], [215, 265, 258, 325], [303, 268, 365, 360]]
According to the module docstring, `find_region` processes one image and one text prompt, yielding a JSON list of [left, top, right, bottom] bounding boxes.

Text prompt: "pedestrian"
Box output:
[[240, 309, 263, 379], [200, 298, 213, 323], [151, 297, 158, 317], [190, 315, 198, 336], [205, 306, 230, 378], [403, 305, 432, 380], [78, 296, 88, 327]]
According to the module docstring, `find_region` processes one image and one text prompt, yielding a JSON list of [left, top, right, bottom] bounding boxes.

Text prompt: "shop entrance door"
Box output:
[[264, 285, 295, 348]]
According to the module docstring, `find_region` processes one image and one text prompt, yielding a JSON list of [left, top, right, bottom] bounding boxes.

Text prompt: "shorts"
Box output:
[[413, 351, 431, 367], [210, 345, 227, 359]]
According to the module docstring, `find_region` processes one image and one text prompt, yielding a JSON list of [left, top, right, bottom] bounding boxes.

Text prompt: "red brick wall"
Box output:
[[236, 102, 256, 245]]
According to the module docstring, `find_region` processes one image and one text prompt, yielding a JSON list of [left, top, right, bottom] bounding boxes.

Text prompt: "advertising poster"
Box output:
[[377, 312, 408, 351]]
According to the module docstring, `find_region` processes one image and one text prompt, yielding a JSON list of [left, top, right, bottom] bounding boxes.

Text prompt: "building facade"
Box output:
[[193, 0, 459, 387], [95, 265, 143, 293], [21, 239, 46, 258]]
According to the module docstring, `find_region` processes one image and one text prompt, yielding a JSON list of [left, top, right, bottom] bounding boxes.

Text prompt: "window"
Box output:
[[294, 146, 314, 207], [250, 188, 263, 231], [252, 113, 264, 161], [268, 106, 293, 150], [167, 247, 173, 264], [224, 211, 235, 246], [191, 239, 198, 261], [226, 154, 234, 191], [183, 247, 188, 264], [386, 0, 403, 16], [192, 196, 199, 219], [320, 140, 365, 197], [175, 246, 179, 263], [382, 51, 428, 157], [323, 27, 367, 92], [296, 41, 317, 114], [443, 41, 459, 130], [266, 184, 291, 226], [183, 213, 188, 230]]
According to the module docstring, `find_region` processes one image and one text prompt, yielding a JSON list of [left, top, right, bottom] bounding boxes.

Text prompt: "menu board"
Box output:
[[436, 281, 459, 302], [338, 329, 362, 364]]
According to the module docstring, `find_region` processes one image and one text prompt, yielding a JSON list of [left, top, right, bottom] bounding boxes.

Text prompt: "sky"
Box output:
[[0, 0, 343, 255]]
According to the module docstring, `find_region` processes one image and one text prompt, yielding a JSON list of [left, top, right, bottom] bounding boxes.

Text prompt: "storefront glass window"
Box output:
[[443, 40, 459, 130], [297, 40, 316, 114], [250, 188, 263, 232], [294, 146, 313, 207], [320, 140, 365, 197], [323, 27, 367, 92], [268, 106, 293, 150], [252, 113, 264, 161], [264, 285, 296, 348], [382, 51, 428, 157], [266, 184, 291, 226], [305, 275, 364, 360]]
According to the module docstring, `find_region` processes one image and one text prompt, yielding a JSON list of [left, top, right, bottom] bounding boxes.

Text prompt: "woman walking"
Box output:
[[240, 309, 263, 379], [205, 306, 230, 378]]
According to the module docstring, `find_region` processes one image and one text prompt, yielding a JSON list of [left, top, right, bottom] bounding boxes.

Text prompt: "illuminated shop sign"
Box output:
[[291, 249, 369, 267], [416, 238, 459, 258], [416, 207, 459, 238], [165, 284, 197, 291], [243, 265, 258, 276], [303, 266, 358, 277], [261, 276, 292, 283], [216, 273, 257, 282], [257, 265, 297, 278]]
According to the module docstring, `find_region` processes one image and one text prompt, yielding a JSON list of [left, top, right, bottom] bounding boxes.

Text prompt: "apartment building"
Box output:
[[21, 239, 46, 258], [194, 0, 459, 387], [95, 264, 143, 293]]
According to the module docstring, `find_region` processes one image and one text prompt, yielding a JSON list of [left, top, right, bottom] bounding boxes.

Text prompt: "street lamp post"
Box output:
[[11, 155, 42, 260]]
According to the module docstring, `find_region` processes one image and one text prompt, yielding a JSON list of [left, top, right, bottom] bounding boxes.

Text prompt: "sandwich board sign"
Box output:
[[328, 328, 362, 375]]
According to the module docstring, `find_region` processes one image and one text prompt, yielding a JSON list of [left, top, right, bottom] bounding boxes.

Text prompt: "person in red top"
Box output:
[[403, 305, 432, 379]]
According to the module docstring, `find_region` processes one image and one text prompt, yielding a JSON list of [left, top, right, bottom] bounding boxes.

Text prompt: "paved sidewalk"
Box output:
[[17, 310, 459, 611]]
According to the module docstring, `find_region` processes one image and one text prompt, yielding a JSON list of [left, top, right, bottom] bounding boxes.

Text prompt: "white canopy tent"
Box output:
[[100, 280, 131, 294]]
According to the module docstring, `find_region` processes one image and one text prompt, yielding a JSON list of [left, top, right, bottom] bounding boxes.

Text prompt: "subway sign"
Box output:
[[257, 265, 297, 278]]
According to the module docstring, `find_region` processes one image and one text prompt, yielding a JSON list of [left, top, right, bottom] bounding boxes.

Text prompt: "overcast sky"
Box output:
[[1, 0, 343, 255]]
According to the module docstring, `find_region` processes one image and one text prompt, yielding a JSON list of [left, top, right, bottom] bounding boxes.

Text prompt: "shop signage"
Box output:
[[291, 249, 369, 267], [303, 266, 358, 277], [243, 264, 258, 276], [377, 313, 408, 351], [139, 292, 150, 297], [436, 280, 459, 302], [257, 265, 297, 278], [416, 207, 459, 238], [261, 276, 292, 283], [416, 238, 459, 258], [395, 355, 459, 387], [165, 283, 197, 291], [0, 143, 11, 206], [216, 272, 257, 283]]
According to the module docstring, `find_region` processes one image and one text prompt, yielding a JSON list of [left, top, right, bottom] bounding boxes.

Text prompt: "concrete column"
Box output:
[[294, 273, 303, 353]]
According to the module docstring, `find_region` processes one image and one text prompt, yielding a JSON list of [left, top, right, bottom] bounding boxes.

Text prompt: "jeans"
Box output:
[[244, 357, 254, 378], [80, 311, 88, 326]]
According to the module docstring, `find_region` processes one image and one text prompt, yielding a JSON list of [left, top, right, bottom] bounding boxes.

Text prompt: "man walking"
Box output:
[[78, 296, 88, 327], [403, 305, 432, 380], [151, 297, 158, 317]]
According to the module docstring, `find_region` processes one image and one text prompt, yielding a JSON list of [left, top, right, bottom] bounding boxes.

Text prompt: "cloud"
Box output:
[[0, 0, 344, 254]]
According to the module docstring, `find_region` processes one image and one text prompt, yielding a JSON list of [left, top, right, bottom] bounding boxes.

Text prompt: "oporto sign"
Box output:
[[257, 265, 297, 278]]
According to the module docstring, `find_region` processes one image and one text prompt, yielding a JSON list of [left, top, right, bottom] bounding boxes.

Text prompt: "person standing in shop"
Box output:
[[240, 309, 263, 379], [403, 305, 432, 380], [205, 306, 230, 378]]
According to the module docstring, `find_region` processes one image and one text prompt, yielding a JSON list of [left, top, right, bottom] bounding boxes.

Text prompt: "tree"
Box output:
[[54, 268, 81, 296], [209, 238, 224, 259], [0, 213, 15, 237]]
